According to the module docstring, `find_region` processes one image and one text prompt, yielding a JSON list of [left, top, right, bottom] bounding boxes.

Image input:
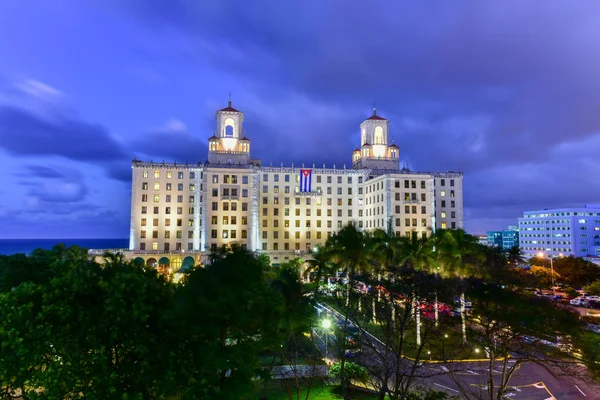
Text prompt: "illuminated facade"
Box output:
[[123, 101, 464, 268]]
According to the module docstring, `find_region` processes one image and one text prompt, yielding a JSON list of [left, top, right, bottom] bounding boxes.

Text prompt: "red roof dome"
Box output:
[[389, 143, 399, 148], [240, 136, 250, 141], [218, 100, 240, 113], [366, 107, 387, 121], [208, 134, 218, 140]]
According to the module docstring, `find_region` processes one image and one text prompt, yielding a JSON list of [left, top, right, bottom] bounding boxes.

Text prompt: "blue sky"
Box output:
[[0, 0, 599, 238]]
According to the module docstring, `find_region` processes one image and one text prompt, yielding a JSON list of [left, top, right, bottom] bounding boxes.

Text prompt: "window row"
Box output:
[[141, 206, 197, 215], [142, 193, 196, 202], [142, 182, 196, 191], [139, 242, 194, 251], [210, 229, 248, 239], [141, 218, 194, 227], [142, 171, 198, 179], [140, 230, 195, 239], [212, 174, 247, 184]]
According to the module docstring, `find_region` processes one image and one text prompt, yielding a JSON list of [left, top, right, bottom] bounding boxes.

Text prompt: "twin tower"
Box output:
[[207, 101, 400, 170]]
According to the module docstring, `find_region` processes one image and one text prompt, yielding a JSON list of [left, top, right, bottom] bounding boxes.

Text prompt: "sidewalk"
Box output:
[[270, 364, 330, 379]]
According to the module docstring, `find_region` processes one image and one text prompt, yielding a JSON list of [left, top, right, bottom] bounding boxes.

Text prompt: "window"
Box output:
[[222, 230, 228, 239], [189, 184, 195, 191], [142, 194, 148, 202], [178, 172, 184, 179], [242, 230, 247, 239], [242, 176, 248, 184], [441, 222, 447, 229], [242, 189, 248, 197], [140, 231, 146, 238], [231, 230, 236, 239], [440, 190, 446, 197], [450, 190, 455, 197], [242, 202, 248, 211], [178, 183, 183, 191], [154, 171, 160, 179], [153, 194, 160, 202], [242, 217, 248, 225], [154, 207, 159, 214], [188, 231, 194, 238], [152, 230, 158, 238], [441, 211, 446, 218], [165, 207, 171, 214], [177, 219, 182, 227], [212, 175, 219, 183], [141, 206, 147, 214], [166, 195, 171, 203], [142, 182, 148, 190], [143, 171, 148, 178], [212, 188, 218, 197], [223, 202, 229, 211], [165, 231, 171, 239], [154, 182, 160, 190], [211, 230, 217, 239]]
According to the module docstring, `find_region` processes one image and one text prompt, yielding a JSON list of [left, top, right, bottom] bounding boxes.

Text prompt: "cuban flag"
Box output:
[[300, 169, 312, 192]]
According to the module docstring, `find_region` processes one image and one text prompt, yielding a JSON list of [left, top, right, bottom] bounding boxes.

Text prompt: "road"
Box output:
[[316, 302, 600, 399]]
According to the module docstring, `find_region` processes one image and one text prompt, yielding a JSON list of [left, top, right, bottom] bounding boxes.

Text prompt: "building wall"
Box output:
[[518, 206, 600, 259]]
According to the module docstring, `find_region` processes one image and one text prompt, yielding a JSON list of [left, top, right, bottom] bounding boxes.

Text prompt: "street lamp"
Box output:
[[322, 319, 332, 363], [537, 251, 556, 295]]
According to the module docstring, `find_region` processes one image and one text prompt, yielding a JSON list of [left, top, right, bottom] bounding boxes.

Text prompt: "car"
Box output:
[[570, 297, 587, 306], [585, 295, 600, 302]]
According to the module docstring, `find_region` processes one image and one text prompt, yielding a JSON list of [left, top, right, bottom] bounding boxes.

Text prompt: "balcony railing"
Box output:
[[294, 190, 322, 197], [403, 199, 420, 204], [221, 194, 240, 200]]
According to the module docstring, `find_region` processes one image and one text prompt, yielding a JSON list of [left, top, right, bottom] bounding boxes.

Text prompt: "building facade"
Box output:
[[486, 226, 519, 250], [518, 205, 600, 261], [121, 102, 464, 270]]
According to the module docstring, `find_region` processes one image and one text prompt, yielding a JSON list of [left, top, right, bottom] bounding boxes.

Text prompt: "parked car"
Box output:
[[585, 295, 600, 302], [570, 297, 587, 306]]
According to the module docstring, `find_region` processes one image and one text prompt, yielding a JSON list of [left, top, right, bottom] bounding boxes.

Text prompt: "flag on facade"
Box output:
[[300, 169, 312, 192]]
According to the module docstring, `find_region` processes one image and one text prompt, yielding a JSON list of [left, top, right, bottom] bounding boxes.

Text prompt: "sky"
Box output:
[[0, 0, 599, 239]]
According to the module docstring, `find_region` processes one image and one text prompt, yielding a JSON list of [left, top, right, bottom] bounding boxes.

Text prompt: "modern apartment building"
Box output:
[[518, 205, 600, 261], [487, 226, 519, 250], [120, 101, 464, 270]]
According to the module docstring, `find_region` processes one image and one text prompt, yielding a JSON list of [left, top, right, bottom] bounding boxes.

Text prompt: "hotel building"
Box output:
[[518, 205, 600, 262], [121, 101, 464, 270]]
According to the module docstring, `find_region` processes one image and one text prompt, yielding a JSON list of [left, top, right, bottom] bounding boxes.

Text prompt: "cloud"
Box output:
[[15, 79, 62, 101], [130, 118, 207, 163]]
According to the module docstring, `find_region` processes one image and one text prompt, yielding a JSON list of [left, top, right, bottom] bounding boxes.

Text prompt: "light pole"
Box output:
[[537, 251, 557, 295], [322, 319, 332, 363]]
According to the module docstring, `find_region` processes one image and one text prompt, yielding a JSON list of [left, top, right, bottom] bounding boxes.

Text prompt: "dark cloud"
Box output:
[[19, 165, 65, 179], [130, 128, 208, 163], [0, 106, 127, 162]]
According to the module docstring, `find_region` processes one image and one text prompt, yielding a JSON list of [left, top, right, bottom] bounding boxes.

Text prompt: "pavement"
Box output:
[[315, 301, 600, 399]]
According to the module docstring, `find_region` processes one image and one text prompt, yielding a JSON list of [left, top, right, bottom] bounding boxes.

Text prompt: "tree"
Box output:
[[395, 232, 434, 346], [369, 229, 398, 323], [171, 248, 284, 399], [528, 265, 560, 289], [329, 361, 369, 390], [327, 223, 372, 307], [553, 256, 600, 288], [583, 280, 600, 296], [442, 229, 482, 345], [0, 248, 176, 399], [304, 245, 334, 296], [442, 282, 596, 399], [505, 246, 525, 267]]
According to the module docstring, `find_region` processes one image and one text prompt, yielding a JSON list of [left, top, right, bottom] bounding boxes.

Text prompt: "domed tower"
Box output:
[[352, 107, 399, 170], [207, 98, 252, 165]]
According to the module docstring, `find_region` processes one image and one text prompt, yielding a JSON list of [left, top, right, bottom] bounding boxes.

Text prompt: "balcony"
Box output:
[[294, 190, 323, 197], [221, 194, 240, 200], [403, 199, 420, 204]]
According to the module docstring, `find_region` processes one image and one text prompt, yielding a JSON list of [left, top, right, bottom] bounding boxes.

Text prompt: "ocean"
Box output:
[[0, 239, 129, 256]]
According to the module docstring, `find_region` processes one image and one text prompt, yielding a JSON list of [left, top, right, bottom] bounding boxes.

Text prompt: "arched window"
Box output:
[[374, 126, 384, 145], [225, 125, 234, 136]]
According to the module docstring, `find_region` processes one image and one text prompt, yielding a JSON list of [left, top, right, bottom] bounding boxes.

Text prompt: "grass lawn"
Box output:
[[246, 380, 380, 400]]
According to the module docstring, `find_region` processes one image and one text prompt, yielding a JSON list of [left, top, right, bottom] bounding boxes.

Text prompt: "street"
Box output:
[[316, 302, 600, 399]]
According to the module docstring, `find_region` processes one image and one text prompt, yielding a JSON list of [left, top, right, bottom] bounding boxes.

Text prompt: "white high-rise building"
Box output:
[[119, 101, 464, 271], [518, 205, 600, 262]]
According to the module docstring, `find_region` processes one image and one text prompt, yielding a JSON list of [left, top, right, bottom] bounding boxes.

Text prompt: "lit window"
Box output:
[[153, 194, 160, 202], [143, 171, 148, 178], [154, 171, 160, 179], [441, 211, 446, 218], [440, 190, 446, 197], [441, 222, 447, 229], [152, 242, 158, 250], [167, 171, 172, 179]]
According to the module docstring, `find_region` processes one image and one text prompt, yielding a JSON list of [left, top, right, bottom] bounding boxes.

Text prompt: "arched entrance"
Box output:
[[133, 257, 144, 266], [146, 258, 157, 267], [171, 257, 182, 273], [157, 257, 170, 276], [182, 256, 195, 270]]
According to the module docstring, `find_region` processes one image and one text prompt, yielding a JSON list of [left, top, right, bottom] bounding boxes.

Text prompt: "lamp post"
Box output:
[[537, 251, 556, 295], [322, 319, 332, 363]]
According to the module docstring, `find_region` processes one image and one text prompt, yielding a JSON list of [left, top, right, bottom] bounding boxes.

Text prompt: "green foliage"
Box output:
[[584, 280, 600, 296], [329, 361, 369, 385], [554, 256, 600, 287]]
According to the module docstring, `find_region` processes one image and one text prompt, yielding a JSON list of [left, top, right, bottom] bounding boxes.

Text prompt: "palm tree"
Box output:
[[443, 229, 481, 345], [395, 231, 434, 346], [428, 229, 452, 328], [505, 246, 525, 268], [303, 245, 334, 297], [369, 229, 397, 323], [327, 223, 372, 308]]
